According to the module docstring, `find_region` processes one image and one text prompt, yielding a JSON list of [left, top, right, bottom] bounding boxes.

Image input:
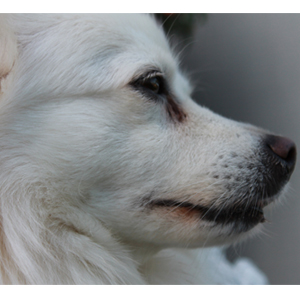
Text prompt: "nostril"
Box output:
[[266, 135, 297, 165]]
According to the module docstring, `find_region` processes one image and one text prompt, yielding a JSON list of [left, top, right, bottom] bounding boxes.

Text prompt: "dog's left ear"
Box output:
[[0, 14, 17, 95]]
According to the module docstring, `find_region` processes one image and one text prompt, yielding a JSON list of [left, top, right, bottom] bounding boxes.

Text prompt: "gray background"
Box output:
[[180, 14, 300, 284]]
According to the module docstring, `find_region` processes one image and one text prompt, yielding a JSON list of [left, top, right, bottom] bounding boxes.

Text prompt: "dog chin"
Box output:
[[207, 183, 290, 239]]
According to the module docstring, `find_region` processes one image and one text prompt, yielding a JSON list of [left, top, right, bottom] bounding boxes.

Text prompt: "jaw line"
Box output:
[[150, 198, 266, 229]]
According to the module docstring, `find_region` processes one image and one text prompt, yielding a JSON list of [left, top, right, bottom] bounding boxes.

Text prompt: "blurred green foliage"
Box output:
[[155, 13, 208, 38]]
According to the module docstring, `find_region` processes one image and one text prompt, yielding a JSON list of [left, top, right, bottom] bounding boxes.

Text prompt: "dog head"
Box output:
[[1, 14, 296, 249]]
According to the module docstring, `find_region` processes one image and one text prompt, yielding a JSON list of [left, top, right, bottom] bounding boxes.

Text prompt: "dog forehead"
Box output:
[[82, 14, 178, 81], [87, 14, 178, 84], [15, 13, 172, 60], [13, 14, 179, 95]]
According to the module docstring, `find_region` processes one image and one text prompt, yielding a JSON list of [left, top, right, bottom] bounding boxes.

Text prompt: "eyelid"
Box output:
[[131, 69, 163, 83], [142, 71, 163, 81]]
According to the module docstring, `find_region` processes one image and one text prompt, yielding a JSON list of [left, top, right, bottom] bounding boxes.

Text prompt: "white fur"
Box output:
[[0, 14, 271, 284]]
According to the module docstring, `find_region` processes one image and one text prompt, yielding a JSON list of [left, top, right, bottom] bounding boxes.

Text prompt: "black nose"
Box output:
[[265, 134, 297, 170], [263, 135, 297, 194]]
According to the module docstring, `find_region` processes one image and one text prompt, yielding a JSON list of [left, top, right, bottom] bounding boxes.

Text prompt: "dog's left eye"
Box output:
[[130, 72, 167, 99], [141, 76, 164, 94]]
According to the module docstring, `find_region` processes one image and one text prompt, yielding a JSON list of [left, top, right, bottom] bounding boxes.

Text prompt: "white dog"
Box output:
[[0, 14, 296, 284]]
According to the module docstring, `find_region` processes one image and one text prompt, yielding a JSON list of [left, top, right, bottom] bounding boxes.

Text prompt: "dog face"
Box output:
[[2, 14, 296, 249]]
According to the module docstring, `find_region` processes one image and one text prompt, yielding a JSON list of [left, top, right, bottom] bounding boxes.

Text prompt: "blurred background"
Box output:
[[157, 13, 300, 284]]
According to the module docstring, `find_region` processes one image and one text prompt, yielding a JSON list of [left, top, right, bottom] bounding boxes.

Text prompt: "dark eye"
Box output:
[[141, 76, 163, 94], [130, 71, 167, 100]]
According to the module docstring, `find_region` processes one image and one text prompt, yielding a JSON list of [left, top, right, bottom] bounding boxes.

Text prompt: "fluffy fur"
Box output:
[[0, 14, 294, 284]]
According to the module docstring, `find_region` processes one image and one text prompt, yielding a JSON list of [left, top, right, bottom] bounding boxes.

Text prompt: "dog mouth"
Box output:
[[151, 199, 266, 232]]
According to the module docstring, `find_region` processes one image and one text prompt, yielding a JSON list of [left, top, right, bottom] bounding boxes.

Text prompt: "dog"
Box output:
[[0, 13, 296, 284]]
